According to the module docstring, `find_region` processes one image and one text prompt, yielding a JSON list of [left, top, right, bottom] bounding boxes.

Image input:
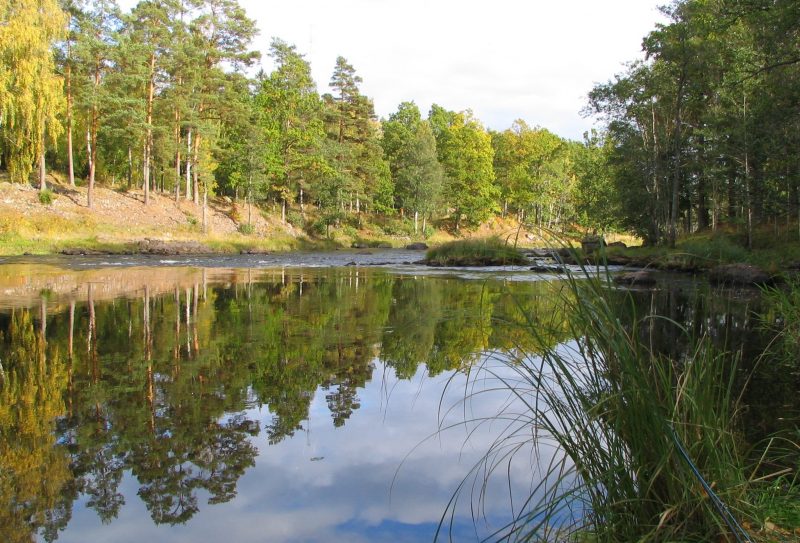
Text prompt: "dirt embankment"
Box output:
[[0, 175, 307, 253]]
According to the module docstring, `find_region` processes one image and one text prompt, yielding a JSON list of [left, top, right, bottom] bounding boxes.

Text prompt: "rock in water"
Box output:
[[708, 264, 770, 285], [614, 270, 657, 286]]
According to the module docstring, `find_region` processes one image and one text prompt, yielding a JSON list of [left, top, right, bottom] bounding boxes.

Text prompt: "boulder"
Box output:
[[530, 264, 568, 274], [137, 239, 210, 255], [613, 270, 657, 286], [351, 241, 369, 249], [581, 236, 606, 253], [708, 264, 771, 286], [405, 242, 428, 250]]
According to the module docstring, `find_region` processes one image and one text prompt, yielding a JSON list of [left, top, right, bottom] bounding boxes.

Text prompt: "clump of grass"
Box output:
[[679, 234, 750, 264], [424, 237, 527, 266], [237, 222, 255, 235], [38, 189, 55, 205], [445, 267, 761, 542]]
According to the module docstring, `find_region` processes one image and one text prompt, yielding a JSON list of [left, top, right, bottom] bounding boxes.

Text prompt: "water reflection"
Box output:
[[0, 264, 793, 542], [0, 266, 572, 542]]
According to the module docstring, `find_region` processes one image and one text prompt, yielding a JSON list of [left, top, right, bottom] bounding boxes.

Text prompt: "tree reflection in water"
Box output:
[[0, 267, 781, 542]]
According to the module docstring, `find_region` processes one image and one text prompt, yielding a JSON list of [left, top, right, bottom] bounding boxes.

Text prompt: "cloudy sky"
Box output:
[[242, 0, 667, 140], [120, 0, 668, 140]]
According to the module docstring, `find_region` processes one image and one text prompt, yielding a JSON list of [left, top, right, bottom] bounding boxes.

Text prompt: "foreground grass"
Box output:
[[424, 236, 528, 266], [443, 265, 798, 542]]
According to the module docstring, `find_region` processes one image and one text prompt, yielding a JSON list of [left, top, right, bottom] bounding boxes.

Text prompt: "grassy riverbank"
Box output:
[[602, 229, 800, 273]]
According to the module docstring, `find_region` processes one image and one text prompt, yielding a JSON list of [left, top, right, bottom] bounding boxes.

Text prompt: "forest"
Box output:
[[1, 0, 799, 246]]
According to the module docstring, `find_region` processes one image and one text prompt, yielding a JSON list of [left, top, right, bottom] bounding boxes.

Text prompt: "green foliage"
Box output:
[[392, 121, 443, 232], [751, 477, 800, 532], [237, 222, 255, 235], [320, 57, 391, 216], [492, 120, 575, 230], [589, 0, 800, 245], [38, 189, 55, 205], [255, 39, 325, 207], [678, 234, 750, 264], [286, 209, 304, 228], [429, 105, 498, 229], [424, 237, 527, 266], [762, 277, 800, 366]]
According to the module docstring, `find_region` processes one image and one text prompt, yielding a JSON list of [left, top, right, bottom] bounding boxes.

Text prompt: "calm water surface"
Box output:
[[0, 253, 794, 542]]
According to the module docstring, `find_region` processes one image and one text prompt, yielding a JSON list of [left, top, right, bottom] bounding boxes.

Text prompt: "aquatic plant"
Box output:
[[441, 265, 762, 542]]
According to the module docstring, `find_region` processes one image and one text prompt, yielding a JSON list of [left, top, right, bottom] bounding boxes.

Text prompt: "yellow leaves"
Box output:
[[0, 0, 67, 182], [0, 309, 71, 541]]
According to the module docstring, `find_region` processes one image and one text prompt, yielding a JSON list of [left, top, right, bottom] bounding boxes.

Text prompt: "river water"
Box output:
[[0, 251, 795, 542]]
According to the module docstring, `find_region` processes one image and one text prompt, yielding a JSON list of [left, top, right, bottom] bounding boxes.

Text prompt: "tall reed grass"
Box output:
[[442, 265, 761, 542]]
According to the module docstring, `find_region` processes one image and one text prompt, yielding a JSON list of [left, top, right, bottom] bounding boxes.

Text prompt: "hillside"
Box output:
[[0, 175, 312, 255], [0, 176, 552, 256]]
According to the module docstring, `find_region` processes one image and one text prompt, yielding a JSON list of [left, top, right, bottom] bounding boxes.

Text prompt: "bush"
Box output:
[[306, 219, 328, 238], [286, 209, 304, 228], [38, 189, 55, 205], [381, 218, 416, 237], [238, 223, 255, 235], [678, 234, 749, 264]]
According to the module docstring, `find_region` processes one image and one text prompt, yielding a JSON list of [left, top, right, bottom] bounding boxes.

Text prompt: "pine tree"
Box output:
[[255, 39, 325, 222], [73, 0, 121, 207]]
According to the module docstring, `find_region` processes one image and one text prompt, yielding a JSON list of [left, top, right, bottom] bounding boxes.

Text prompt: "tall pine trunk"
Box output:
[[87, 59, 101, 209], [143, 52, 155, 205], [668, 68, 686, 248], [185, 128, 192, 201], [66, 41, 75, 187]]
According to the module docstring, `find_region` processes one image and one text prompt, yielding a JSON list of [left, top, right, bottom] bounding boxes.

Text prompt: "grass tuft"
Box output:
[[38, 189, 55, 205], [442, 262, 777, 542]]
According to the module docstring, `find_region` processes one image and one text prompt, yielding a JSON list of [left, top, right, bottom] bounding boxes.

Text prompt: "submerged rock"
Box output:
[[708, 263, 771, 285], [530, 264, 568, 274], [614, 270, 657, 286], [137, 239, 210, 255], [61, 248, 106, 255]]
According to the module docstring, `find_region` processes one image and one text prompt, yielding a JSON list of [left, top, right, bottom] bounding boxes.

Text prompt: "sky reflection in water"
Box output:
[[0, 262, 580, 543]]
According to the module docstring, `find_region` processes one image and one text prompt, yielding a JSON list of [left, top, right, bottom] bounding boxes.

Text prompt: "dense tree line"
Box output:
[[589, 0, 800, 246], [0, 0, 608, 236]]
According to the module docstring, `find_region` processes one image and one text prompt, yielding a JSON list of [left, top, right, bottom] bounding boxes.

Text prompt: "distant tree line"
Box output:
[[0, 0, 614, 237]]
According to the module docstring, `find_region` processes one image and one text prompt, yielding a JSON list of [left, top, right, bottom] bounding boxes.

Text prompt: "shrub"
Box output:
[[38, 189, 54, 205], [238, 223, 255, 235], [679, 235, 749, 264], [286, 209, 304, 228]]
